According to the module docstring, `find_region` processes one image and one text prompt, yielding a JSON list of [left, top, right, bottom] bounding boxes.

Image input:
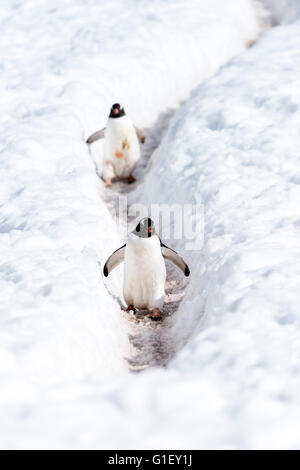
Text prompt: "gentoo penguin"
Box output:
[[86, 103, 146, 186], [103, 218, 190, 321]]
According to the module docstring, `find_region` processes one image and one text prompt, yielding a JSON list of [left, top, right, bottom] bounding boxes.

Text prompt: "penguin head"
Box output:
[[134, 218, 155, 238], [109, 103, 125, 118]]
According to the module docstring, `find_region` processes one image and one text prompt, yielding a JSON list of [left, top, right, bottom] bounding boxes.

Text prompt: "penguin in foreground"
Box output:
[[103, 218, 190, 321], [86, 103, 146, 186]]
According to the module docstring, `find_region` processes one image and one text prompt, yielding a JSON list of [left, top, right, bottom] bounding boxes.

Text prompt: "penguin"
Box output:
[[103, 218, 190, 321], [86, 103, 146, 186]]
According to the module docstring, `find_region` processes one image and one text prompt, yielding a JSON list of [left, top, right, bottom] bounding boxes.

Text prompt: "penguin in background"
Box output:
[[86, 103, 146, 186], [103, 218, 190, 321]]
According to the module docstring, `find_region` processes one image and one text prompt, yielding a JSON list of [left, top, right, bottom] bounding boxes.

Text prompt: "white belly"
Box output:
[[124, 234, 166, 310], [104, 116, 140, 178]]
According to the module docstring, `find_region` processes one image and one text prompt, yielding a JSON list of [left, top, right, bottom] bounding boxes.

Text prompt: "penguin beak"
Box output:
[[148, 227, 152, 233], [113, 108, 120, 115]]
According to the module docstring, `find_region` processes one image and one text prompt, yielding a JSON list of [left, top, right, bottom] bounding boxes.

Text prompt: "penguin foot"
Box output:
[[115, 151, 125, 159], [126, 304, 136, 314], [104, 178, 112, 186], [148, 308, 162, 321], [128, 175, 136, 184]]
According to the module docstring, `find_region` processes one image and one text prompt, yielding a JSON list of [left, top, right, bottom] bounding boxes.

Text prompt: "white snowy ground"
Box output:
[[134, 1, 300, 448], [1, 0, 298, 450]]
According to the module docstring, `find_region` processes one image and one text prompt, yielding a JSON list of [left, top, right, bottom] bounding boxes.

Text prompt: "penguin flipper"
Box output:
[[86, 128, 106, 144], [161, 242, 190, 277], [135, 127, 146, 144], [103, 244, 126, 277]]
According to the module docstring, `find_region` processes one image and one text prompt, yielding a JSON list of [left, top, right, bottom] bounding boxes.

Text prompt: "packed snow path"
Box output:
[[98, 107, 189, 370]]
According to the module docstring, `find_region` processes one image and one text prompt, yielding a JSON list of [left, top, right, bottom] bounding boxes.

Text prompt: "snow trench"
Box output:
[[100, 108, 190, 370], [95, 2, 268, 370]]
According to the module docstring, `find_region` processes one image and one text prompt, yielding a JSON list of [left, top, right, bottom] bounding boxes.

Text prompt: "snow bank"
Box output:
[[261, 0, 300, 24], [132, 10, 300, 449], [1, 0, 267, 449]]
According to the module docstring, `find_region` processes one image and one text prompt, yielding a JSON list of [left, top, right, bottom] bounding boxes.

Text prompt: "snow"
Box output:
[[132, 2, 300, 449], [1, 0, 262, 386], [261, 0, 300, 24], [2, 0, 299, 450]]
